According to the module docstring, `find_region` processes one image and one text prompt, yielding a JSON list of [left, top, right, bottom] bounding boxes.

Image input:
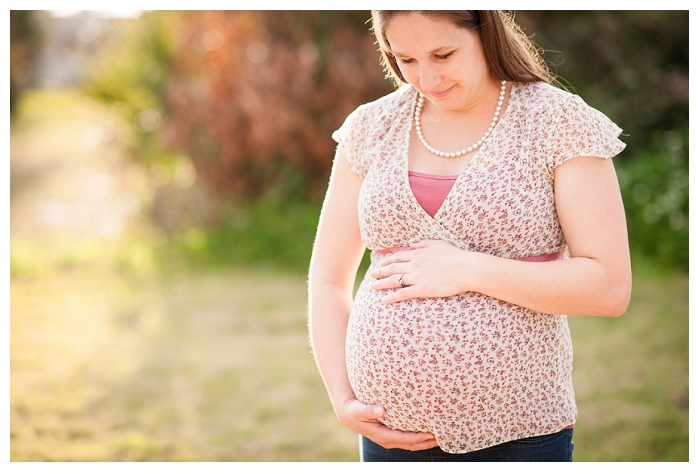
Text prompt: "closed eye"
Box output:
[[395, 50, 453, 64]]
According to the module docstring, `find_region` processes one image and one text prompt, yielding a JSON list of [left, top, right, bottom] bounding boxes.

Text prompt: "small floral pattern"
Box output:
[[332, 81, 625, 454]]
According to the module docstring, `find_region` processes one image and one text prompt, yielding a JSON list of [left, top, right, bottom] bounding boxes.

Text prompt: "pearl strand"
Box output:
[[414, 80, 507, 159]]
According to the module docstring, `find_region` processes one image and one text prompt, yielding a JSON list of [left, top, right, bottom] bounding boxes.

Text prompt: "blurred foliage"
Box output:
[[78, 10, 688, 271], [83, 11, 392, 201], [153, 193, 324, 275], [516, 11, 688, 155], [10, 10, 43, 114], [82, 11, 180, 164], [616, 128, 689, 271], [160, 11, 391, 199]]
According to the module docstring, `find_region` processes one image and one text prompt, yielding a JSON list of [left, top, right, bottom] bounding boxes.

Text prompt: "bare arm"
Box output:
[[308, 147, 438, 450], [370, 155, 632, 317], [308, 146, 365, 416]]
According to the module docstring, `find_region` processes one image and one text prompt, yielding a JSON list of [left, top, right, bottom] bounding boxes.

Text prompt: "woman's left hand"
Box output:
[[369, 240, 473, 303]]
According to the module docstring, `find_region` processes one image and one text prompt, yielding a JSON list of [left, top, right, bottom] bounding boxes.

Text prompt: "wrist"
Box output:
[[459, 250, 487, 294], [330, 392, 357, 419]]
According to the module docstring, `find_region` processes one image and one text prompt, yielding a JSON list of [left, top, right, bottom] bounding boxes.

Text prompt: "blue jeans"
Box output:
[[360, 428, 574, 462]]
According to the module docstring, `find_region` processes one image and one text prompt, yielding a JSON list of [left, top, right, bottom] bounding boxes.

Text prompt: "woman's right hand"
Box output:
[[337, 398, 439, 451]]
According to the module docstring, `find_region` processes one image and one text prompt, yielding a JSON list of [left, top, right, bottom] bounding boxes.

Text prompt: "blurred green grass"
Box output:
[[9, 263, 689, 461], [567, 272, 688, 461], [10, 268, 359, 461], [10, 89, 688, 461]]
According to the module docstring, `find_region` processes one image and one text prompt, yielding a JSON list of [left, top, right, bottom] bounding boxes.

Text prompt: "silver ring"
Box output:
[[398, 273, 405, 288]]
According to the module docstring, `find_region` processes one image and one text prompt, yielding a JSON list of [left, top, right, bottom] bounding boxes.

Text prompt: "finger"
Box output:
[[382, 286, 420, 304], [390, 430, 435, 442], [372, 425, 435, 441], [406, 437, 440, 451], [371, 273, 405, 290], [409, 240, 437, 249], [380, 252, 413, 266], [369, 262, 408, 279], [393, 436, 439, 451], [351, 401, 385, 421], [380, 247, 421, 265], [374, 429, 438, 450]]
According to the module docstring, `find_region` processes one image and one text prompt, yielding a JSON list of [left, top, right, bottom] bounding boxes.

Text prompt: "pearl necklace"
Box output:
[[414, 80, 507, 158]]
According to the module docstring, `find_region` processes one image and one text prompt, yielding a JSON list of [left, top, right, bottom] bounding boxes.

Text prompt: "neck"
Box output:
[[414, 79, 508, 159], [422, 76, 503, 121]]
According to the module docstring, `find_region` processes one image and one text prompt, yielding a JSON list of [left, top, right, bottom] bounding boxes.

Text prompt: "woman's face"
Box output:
[[384, 13, 494, 112]]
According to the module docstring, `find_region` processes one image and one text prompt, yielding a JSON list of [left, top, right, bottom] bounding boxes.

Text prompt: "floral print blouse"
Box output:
[[332, 81, 626, 454]]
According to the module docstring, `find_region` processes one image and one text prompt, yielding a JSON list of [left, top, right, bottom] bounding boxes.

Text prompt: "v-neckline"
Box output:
[[402, 83, 518, 221]]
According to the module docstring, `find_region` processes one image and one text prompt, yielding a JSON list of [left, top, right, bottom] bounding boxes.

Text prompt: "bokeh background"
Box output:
[[9, 10, 688, 461]]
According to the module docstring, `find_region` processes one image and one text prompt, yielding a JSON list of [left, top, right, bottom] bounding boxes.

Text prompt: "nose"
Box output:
[[419, 63, 441, 91]]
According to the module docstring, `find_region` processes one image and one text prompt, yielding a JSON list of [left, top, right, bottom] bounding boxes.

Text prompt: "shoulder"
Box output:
[[333, 85, 415, 146], [333, 85, 415, 178], [514, 81, 580, 116], [351, 85, 416, 127], [514, 83, 626, 168], [513, 81, 617, 137]]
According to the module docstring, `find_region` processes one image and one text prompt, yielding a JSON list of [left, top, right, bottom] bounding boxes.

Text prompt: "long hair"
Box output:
[[371, 10, 560, 89]]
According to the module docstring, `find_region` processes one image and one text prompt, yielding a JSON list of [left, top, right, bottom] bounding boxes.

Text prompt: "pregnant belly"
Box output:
[[345, 276, 575, 453]]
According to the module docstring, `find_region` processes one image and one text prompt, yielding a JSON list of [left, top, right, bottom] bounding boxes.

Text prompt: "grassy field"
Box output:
[[9, 264, 689, 461], [566, 271, 689, 461], [10, 89, 689, 461], [10, 267, 359, 461]]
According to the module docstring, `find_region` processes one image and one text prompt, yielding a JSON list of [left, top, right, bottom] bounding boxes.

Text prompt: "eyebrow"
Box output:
[[391, 46, 454, 58]]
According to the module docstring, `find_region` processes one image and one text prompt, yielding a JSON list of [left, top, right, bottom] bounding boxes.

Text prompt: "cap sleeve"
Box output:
[[332, 105, 370, 179], [549, 94, 626, 170]]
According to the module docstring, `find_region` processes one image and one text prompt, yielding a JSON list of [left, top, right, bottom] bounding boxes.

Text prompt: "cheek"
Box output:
[[398, 64, 420, 87]]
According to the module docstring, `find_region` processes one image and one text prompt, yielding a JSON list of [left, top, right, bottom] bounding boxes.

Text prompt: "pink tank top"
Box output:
[[408, 171, 458, 217], [403, 170, 567, 264]]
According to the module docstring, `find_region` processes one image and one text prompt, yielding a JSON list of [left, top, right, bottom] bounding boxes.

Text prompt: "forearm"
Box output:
[[308, 148, 368, 414], [464, 251, 631, 316], [308, 284, 356, 414], [461, 157, 631, 316]]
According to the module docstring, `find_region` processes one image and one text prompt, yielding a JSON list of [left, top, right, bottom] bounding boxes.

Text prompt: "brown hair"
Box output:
[[371, 10, 559, 89]]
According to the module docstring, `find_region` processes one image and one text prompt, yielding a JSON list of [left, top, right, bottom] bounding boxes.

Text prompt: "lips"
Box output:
[[428, 85, 455, 98]]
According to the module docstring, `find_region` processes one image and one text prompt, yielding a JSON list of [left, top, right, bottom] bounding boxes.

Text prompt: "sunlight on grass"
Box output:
[[10, 87, 358, 461], [10, 265, 688, 461], [10, 268, 359, 461]]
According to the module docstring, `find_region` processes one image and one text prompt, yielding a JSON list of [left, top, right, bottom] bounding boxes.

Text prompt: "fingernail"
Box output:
[[374, 406, 383, 416]]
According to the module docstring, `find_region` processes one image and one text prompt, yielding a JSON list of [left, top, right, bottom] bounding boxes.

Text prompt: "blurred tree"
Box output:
[[10, 10, 43, 114], [82, 11, 179, 157], [161, 11, 391, 199], [82, 11, 221, 233]]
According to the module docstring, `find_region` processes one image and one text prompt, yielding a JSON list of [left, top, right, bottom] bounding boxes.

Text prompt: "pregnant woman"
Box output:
[[308, 10, 631, 462]]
